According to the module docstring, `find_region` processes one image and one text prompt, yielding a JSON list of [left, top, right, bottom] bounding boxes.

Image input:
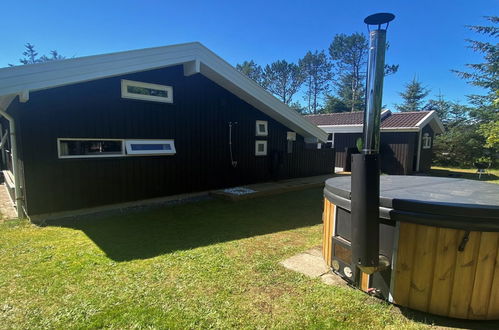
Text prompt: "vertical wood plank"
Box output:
[[469, 232, 499, 319], [408, 224, 438, 312], [487, 234, 499, 320], [449, 231, 481, 319], [322, 198, 328, 259], [361, 272, 370, 292], [428, 227, 459, 317], [393, 222, 417, 306], [326, 203, 335, 266]]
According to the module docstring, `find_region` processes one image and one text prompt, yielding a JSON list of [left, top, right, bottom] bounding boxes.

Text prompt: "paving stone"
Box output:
[[280, 251, 329, 278]]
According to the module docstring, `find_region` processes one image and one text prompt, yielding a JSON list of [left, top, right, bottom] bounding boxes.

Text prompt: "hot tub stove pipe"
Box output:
[[351, 13, 395, 278]]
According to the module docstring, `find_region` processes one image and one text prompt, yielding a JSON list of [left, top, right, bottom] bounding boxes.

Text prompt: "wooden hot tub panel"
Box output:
[[393, 222, 499, 320], [322, 197, 499, 320]]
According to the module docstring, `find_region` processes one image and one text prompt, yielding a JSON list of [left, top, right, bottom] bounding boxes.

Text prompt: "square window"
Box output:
[[256, 120, 268, 136], [255, 140, 267, 156]]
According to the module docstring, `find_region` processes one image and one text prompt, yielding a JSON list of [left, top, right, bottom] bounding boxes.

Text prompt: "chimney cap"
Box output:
[[364, 13, 395, 26]]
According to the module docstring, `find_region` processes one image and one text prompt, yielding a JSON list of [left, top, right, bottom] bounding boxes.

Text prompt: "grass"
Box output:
[[0, 188, 429, 329], [429, 166, 499, 184]]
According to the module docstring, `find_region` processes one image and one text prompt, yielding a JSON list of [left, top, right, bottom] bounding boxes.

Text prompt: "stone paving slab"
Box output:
[[0, 184, 17, 220], [280, 246, 348, 287]]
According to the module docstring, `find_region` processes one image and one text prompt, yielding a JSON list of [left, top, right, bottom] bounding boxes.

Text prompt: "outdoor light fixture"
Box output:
[[350, 13, 395, 276]]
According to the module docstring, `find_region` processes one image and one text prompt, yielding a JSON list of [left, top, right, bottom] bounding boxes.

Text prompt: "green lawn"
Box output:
[[429, 166, 499, 184], [0, 188, 428, 329]]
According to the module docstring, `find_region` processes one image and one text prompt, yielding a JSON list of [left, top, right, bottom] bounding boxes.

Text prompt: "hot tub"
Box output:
[[322, 175, 499, 320]]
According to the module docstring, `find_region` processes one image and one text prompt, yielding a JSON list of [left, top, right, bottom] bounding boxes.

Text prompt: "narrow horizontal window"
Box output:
[[58, 139, 124, 158], [125, 140, 176, 155], [255, 140, 267, 156], [121, 79, 173, 103], [256, 120, 268, 136]]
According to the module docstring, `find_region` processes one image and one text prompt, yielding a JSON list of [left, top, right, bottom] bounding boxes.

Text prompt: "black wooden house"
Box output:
[[306, 110, 443, 175], [0, 43, 333, 219]]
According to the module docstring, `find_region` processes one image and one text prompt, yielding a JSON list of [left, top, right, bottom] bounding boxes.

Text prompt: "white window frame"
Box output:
[[255, 120, 268, 136], [121, 79, 173, 103], [255, 140, 267, 156], [422, 133, 432, 149], [57, 138, 125, 159], [125, 139, 176, 156]]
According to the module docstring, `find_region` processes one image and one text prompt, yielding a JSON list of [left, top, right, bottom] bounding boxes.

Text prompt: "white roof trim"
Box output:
[[0, 42, 327, 141], [415, 110, 444, 134]]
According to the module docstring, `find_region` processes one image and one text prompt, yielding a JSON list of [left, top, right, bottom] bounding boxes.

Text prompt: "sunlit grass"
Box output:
[[0, 188, 426, 329]]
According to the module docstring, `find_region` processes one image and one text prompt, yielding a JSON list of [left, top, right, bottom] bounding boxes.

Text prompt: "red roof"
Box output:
[[305, 111, 431, 129]]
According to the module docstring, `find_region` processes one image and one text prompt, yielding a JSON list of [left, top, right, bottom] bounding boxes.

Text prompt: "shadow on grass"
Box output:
[[427, 168, 499, 182], [45, 188, 324, 262], [397, 306, 499, 329]]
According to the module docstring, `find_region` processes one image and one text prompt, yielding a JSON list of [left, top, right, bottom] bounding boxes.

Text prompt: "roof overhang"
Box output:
[[415, 110, 445, 134], [0, 42, 327, 141]]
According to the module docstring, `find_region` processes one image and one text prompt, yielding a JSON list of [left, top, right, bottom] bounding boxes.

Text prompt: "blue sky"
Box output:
[[1, 0, 496, 109]]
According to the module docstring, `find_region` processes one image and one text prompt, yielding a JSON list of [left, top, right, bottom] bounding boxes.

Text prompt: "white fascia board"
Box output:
[[415, 110, 444, 134], [197, 48, 328, 141], [316, 125, 363, 134], [380, 127, 420, 132], [0, 42, 327, 141], [0, 43, 200, 96]]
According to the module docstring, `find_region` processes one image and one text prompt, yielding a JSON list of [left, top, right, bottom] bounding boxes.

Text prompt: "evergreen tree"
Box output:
[[10, 43, 66, 66], [322, 95, 350, 113], [298, 50, 333, 114], [395, 78, 430, 112], [262, 60, 304, 105], [453, 15, 498, 159], [329, 33, 368, 112], [236, 60, 264, 86]]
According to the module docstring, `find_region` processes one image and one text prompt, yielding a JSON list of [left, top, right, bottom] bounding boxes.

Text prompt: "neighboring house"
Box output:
[[0, 42, 333, 219], [306, 110, 444, 175]]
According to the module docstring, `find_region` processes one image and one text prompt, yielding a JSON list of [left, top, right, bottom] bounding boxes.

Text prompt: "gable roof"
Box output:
[[0, 42, 327, 141], [305, 110, 444, 134]]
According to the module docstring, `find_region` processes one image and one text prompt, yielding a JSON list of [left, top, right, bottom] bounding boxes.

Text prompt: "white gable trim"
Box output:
[[0, 43, 327, 141]]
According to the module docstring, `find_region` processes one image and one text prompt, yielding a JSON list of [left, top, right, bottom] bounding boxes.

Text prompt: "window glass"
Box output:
[[121, 80, 173, 103], [125, 140, 176, 155], [59, 140, 123, 157], [127, 85, 169, 98]]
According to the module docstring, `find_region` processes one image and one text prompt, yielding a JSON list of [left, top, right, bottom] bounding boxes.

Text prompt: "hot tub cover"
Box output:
[[324, 175, 499, 231]]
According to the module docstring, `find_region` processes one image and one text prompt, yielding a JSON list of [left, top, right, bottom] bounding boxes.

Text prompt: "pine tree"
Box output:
[[236, 60, 264, 86], [298, 50, 332, 114], [262, 60, 304, 105], [395, 78, 430, 112]]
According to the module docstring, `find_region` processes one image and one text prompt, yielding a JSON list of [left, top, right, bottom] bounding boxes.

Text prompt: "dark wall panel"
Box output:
[[10, 65, 334, 215], [334, 132, 417, 175]]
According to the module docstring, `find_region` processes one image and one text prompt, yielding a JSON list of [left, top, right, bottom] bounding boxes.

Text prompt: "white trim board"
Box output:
[[0, 43, 327, 142]]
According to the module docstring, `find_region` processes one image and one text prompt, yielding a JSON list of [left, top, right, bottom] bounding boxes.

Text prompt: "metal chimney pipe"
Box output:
[[351, 13, 394, 277], [363, 29, 387, 154]]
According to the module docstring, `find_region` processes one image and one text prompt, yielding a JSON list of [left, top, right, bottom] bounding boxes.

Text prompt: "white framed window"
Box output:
[[121, 79, 173, 103], [125, 140, 176, 155], [255, 120, 268, 136], [58, 138, 125, 159], [422, 133, 432, 149], [255, 140, 267, 156], [58, 138, 176, 158]]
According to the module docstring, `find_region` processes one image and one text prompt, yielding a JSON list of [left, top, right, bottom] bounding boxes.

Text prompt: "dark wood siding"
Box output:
[[8, 65, 334, 215], [334, 132, 417, 175], [334, 133, 362, 169], [419, 125, 435, 172], [379, 132, 417, 175]]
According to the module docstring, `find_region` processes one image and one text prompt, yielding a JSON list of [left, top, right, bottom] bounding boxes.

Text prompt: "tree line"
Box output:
[[236, 33, 398, 114]]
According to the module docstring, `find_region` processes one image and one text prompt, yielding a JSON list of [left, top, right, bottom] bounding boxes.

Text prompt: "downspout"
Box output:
[[415, 129, 422, 172], [0, 102, 24, 218]]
